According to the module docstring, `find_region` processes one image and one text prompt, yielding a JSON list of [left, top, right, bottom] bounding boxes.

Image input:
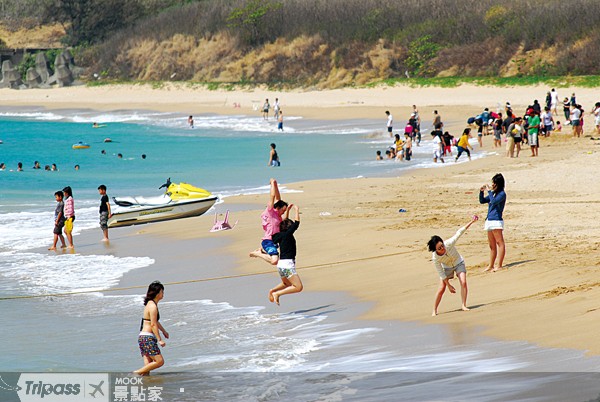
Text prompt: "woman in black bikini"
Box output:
[[134, 281, 169, 375]]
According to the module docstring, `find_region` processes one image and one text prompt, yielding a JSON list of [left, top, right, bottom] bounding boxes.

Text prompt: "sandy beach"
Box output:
[[4, 82, 600, 359]]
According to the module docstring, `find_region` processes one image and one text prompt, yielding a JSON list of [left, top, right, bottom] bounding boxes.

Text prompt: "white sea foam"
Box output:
[[0, 203, 99, 251], [0, 251, 154, 294]]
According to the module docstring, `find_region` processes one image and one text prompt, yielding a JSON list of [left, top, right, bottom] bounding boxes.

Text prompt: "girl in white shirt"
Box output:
[[427, 216, 479, 316]]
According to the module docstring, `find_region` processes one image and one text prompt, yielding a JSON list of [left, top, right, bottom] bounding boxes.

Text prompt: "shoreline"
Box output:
[[6, 83, 600, 362], [1, 82, 598, 121]]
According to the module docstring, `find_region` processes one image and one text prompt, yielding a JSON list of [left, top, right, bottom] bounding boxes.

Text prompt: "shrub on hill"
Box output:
[[75, 0, 600, 85]]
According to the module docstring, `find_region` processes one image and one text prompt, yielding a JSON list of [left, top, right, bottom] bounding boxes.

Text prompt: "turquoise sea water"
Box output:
[[2, 107, 600, 401]]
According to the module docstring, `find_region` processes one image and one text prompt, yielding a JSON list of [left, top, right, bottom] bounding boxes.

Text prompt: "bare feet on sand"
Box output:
[[432, 311, 438, 316], [273, 293, 280, 306], [48, 247, 56, 250], [268, 289, 275, 303], [462, 306, 470, 311], [482, 266, 494, 272]]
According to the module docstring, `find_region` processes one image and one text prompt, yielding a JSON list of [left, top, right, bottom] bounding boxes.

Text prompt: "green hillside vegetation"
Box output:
[[3, 0, 600, 88]]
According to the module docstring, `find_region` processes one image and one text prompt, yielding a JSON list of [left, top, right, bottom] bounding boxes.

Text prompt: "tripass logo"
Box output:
[[16, 373, 109, 402]]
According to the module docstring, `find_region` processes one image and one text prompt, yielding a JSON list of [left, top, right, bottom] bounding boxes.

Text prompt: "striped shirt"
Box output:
[[64, 196, 75, 218]]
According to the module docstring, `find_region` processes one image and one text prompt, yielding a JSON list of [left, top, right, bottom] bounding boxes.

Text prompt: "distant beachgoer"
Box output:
[[101, 149, 106, 155], [48, 191, 66, 250], [270, 204, 303, 305], [249, 179, 289, 265], [412, 105, 421, 146], [545, 91, 551, 110], [506, 117, 521, 158], [188, 115, 194, 128], [376, 150, 383, 160], [541, 106, 554, 137], [481, 108, 491, 136], [455, 128, 473, 162], [274, 98, 280, 119], [432, 110, 442, 130], [528, 110, 540, 157], [563, 97, 571, 124], [442, 131, 454, 156], [262, 99, 270, 120], [134, 281, 169, 376], [62, 186, 75, 248], [387, 146, 396, 159], [404, 119, 414, 140], [555, 121, 562, 132], [493, 113, 503, 148], [277, 110, 284, 131], [44, 165, 50, 171], [507, 117, 523, 157], [93, 122, 99, 128], [117, 153, 123, 159], [570, 93, 577, 107], [142, 154, 147, 159], [570, 104, 582, 138], [74, 165, 80, 170], [268, 143, 280, 167], [403, 133, 412, 161], [593, 102, 600, 134], [480, 173, 507, 272], [0, 162, 5, 170], [98, 185, 112, 242], [394, 133, 404, 161], [428, 215, 479, 316], [33, 161, 41, 169], [17, 162, 23, 171], [51, 163, 57, 171], [431, 126, 444, 163], [550, 88, 559, 115], [385, 111, 393, 137]]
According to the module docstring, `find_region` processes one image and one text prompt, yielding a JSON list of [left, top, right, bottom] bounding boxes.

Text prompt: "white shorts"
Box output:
[[484, 220, 504, 231], [277, 259, 297, 278]]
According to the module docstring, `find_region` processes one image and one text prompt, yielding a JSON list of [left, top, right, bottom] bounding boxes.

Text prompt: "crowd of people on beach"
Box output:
[[379, 89, 600, 163]]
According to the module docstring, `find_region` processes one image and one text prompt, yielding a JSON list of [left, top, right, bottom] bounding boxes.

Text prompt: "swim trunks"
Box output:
[[53, 223, 64, 235], [261, 239, 279, 256], [138, 334, 161, 356], [99, 211, 109, 230]]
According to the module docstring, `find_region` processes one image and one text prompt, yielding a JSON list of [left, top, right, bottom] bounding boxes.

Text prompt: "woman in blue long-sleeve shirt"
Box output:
[[479, 173, 506, 272]]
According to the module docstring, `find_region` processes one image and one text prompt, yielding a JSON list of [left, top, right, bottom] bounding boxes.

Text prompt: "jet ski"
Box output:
[[108, 178, 218, 228]]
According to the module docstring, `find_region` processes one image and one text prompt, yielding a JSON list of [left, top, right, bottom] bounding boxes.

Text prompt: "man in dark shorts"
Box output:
[[98, 185, 112, 241]]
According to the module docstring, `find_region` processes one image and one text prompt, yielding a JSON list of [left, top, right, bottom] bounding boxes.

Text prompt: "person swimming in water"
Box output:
[[268, 143, 280, 167]]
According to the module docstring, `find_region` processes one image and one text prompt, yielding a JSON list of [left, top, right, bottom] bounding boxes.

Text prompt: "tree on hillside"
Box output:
[[226, 0, 282, 45], [47, 0, 143, 46]]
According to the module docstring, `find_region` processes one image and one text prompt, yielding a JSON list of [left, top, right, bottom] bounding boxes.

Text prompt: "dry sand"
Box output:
[[6, 83, 600, 356]]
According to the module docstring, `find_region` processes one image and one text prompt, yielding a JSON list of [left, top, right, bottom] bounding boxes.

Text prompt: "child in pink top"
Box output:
[[250, 178, 289, 265]]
